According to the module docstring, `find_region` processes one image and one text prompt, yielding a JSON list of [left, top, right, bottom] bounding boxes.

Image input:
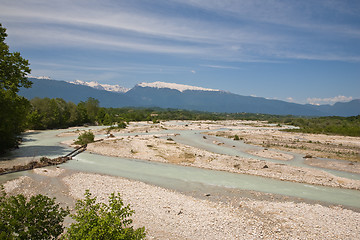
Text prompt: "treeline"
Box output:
[[25, 98, 282, 130], [25, 97, 360, 137], [274, 115, 360, 137], [27, 97, 102, 129]]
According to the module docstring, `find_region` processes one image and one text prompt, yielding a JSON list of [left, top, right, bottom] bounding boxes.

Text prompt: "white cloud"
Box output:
[[1, 0, 359, 63], [178, 0, 360, 39], [191, 70, 196, 74], [307, 95, 353, 105]]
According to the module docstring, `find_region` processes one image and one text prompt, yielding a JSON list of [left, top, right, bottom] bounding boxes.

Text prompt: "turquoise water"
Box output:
[[1, 126, 360, 208]]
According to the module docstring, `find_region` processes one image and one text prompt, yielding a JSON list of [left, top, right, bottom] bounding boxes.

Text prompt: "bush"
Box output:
[[234, 135, 240, 141], [74, 131, 95, 145], [117, 121, 127, 129], [0, 187, 69, 239], [64, 190, 146, 240]]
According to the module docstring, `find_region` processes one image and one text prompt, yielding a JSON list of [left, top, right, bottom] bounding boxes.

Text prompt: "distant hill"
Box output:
[[19, 78, 128, 107], [19, 78, 360, 117]]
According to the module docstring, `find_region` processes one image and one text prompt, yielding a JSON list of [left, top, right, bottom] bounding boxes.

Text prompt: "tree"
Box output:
[[74, 130, 95, 145], [0, 187, 69, 239], [0, 23, 32, 153], [76, 101, 89, 124], [102, 113, 114, 126], [84, 97, 100, 123], [64, 190, 146, 240]]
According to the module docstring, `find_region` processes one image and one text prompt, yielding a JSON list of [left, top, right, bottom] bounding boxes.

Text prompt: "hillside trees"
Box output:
[[0, 23, 32, 153]]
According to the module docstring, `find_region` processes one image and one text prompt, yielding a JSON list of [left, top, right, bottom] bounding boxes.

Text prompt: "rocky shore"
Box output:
[[4, 170, 359, 239], [84, 133, 360, 190], [64, 172, 360, 240]]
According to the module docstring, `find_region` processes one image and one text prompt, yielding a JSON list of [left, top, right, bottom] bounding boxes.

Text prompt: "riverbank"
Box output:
[[207, 126, 360, 162], [3, 169, 360, 239], [77, 130, 360, 190]]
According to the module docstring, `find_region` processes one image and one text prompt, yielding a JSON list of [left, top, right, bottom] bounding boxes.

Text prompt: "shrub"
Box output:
[[117, 121, 127, 129], [0, 187, 69, 239], [74, 131, 95, 145], [234, 135, 240, 141], [64, 190, 146, 240]]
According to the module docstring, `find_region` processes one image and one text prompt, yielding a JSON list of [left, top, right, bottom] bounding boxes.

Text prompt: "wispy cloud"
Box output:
[[178, 0, 360, 38], [201, 64, 243, 70], [307, 95, 353, 105], [2, 0, 358, 62]]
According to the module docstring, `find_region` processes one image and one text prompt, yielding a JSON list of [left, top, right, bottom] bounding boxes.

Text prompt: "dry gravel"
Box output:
[[85, 134, 360, 190], [208, 128, 360, 162], [62, 172, 360, 240]]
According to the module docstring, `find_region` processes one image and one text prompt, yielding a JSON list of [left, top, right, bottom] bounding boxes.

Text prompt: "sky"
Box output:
[[1, 0, 359, 105]]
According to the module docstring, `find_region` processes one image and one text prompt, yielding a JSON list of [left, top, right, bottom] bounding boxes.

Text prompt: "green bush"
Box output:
[[0, 187, 69, 239], [64, 190, 146, 240], [117, 121, 127, 129], [74, 131, 95, 145], [234, 134, 240, 141]]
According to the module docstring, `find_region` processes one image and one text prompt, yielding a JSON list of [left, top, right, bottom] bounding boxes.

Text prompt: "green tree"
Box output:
[[96, 108, 107, 124], [0, 187, 69, 239], [84, 97, 99, 123], [74, 131, 95, 145], [0, 23, 32, 153], [102, 113, 114, 126], [64, 190, 146, 240], [76, 101, 89, 124]]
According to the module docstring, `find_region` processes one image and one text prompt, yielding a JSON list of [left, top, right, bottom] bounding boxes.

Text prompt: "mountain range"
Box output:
[[19, 78, 360, 117]]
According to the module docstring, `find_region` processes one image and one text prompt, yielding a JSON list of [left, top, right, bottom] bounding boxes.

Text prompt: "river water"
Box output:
[[1, 125, 360, 208]]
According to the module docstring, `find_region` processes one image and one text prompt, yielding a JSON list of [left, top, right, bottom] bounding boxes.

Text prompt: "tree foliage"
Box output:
[[0, 23, 32, 153], [74, 131, 95, 145], [0, 187, 69, 239], [276, 115, 360, 136], [64, 190, 146, 240], [27, 97, 101, 130]]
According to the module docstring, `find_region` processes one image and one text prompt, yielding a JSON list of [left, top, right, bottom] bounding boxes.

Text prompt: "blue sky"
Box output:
[[1, 0, 359, 104]]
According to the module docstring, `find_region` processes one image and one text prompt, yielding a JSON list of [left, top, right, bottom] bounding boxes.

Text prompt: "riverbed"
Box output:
[[1, 120, 360, 239]]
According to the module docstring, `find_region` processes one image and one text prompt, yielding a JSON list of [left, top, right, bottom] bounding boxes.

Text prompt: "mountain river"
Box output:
[[1, 125, 359, 209]]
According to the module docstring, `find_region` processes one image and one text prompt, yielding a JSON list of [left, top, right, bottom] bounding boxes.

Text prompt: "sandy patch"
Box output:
[[2, 176, 31, 192], [33, 167, 65, 177], [247, 149, 293, 161], [305, 158, 360, 174]]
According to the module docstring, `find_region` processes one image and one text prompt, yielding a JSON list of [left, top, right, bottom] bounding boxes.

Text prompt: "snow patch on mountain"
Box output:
[[138, 81, 220, 92], [28, 75, 52, 80], [69, 80, 129, 93]]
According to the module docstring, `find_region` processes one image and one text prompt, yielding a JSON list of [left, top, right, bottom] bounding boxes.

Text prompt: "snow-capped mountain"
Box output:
[[137, 81, 221, 92], [69, 80, 129, 93], [19, 78, 360, 116], [27, 75, 52, 80]]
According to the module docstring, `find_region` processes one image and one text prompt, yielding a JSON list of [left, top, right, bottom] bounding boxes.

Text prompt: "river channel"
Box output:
[[1, 124, 360, 209]]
